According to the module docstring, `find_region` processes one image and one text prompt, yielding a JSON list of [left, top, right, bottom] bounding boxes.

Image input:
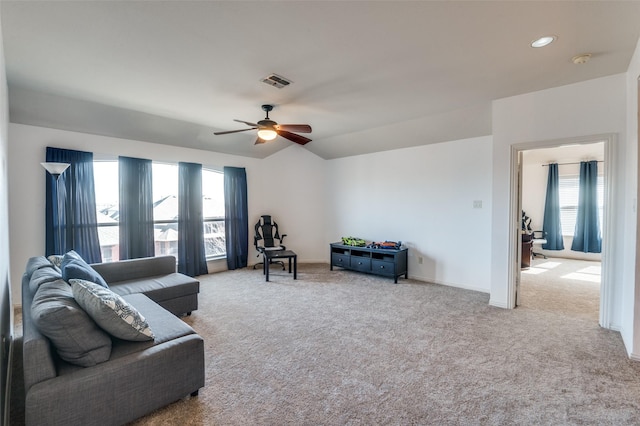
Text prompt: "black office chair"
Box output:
[[253, 215, 287, 270]]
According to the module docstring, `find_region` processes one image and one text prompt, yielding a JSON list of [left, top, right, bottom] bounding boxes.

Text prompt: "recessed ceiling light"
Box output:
[[531, 35, 557, 48]]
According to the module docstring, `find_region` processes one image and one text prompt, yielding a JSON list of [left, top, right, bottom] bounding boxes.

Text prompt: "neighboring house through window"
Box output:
[[94, 160, 225, 262], [94, 161, 120, 261]]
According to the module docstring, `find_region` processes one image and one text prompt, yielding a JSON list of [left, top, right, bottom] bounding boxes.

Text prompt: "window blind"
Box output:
[[558, 175, 604, 236]]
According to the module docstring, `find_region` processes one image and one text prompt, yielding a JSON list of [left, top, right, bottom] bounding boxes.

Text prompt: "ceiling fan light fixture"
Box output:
[[216, 104, 312, 145], [257, 128, 278, 141]]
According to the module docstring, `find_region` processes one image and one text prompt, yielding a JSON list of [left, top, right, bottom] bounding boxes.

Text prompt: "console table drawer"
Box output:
[[372, 259, 395, 276], [331, 253, 350, 267], [350, 257, 371, 272]]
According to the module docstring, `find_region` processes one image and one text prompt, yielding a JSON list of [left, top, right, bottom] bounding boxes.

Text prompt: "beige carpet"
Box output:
[[520, 257, 601, 322], [13, 261, 640, 425]]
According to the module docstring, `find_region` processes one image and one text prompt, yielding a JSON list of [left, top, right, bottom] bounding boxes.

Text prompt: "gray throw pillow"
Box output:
[[31, 280, 112, 367], [61, 250, 109, 288], [70, 279, 155, 342]]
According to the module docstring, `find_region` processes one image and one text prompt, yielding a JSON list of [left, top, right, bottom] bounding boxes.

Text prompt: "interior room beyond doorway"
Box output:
[[519, 142, 605, 320]]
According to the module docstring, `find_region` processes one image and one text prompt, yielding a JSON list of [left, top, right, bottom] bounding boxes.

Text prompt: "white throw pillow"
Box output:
[[70, 278, 155, 341]]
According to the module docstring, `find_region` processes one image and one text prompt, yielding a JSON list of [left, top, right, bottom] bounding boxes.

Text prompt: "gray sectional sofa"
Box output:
[[22, 254, 205, 426]]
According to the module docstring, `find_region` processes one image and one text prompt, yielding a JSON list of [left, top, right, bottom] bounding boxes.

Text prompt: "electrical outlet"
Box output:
[[473, 200, 482, 209]]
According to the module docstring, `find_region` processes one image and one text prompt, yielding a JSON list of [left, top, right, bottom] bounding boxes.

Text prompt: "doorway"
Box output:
[[510, 134, 615, 328]]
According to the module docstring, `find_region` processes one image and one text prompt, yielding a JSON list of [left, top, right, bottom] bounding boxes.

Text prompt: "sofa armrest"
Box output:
[[91, 256, 176, 284]]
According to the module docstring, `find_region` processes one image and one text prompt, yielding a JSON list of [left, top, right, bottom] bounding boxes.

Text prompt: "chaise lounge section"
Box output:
[[92, 255, 200, 316]]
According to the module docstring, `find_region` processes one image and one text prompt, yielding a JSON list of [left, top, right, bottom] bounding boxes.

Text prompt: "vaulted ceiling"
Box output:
[[2, 1, 640, 159]]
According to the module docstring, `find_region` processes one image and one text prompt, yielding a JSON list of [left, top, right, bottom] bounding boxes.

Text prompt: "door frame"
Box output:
[[508, 133, 616, 328]]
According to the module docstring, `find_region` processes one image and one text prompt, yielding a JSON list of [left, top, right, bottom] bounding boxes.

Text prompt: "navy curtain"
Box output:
[[178, 162, 208, 277], [224, 166, 248, 270], [571, 161, 602, 253], [119, 156, 155, 260], [45, 147, 102, 263], [542, 163, 564, 250]]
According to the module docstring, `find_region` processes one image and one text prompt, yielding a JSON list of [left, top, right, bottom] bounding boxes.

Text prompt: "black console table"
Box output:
[[330, 243, 408, 283]]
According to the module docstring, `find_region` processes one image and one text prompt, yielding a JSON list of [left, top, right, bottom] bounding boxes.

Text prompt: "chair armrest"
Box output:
[[532, 230, 547, 239]]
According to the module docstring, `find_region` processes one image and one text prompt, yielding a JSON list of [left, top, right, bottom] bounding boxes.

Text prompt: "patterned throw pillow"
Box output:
[[70, 279, 155, 341], [47, 254, 64, 269]]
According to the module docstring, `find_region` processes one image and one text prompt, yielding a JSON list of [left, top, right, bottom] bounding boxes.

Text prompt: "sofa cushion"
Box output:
[[61, 250, 109, 288], [110, 273, 199, 302], [71, 279, 155, 342], [57, 293, 199, 377], [31, 279, 112, 367], [28, 267, 62, 296], [24, 256, 56, 279], [105, 293, 200, 360], [91, 256, 177, 284]]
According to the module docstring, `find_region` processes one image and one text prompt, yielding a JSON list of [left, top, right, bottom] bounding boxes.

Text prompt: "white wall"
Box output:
[[252, 144, 328, 263], [491, 74, 628, 326], [0, 15, 12, 423], [326, 136, 493, 293], [0, 17, 9, 309], [626, 36, 640, 359], [7, 123, 328, 303]]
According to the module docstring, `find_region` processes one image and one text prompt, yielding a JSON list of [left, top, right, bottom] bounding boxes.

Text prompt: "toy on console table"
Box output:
[[367, 241, 402, 250], [341, 236, 367, 247]]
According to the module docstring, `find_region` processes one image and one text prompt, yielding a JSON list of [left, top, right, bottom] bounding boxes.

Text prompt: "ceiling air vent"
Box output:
[[260, 73, 292, 89]]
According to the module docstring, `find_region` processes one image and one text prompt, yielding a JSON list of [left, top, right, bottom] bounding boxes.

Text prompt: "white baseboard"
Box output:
[[408, 274, 490, 295], [489, 299, 511, 309]]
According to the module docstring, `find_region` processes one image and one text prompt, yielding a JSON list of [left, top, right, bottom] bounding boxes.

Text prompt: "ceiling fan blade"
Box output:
[[234, 119, 259, 127], [278, 130, 312, 145], [213, 128, 256, 135], [254, 137, 267, 145], [276, 124, 312, 133]]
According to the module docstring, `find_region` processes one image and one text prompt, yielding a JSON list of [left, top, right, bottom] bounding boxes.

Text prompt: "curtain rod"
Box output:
[[541, 161, 603, 167]]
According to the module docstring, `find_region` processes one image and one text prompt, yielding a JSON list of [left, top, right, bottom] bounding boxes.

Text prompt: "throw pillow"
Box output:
[[61, 250, 109, 288], [47, 254, 63, 269], [31, 280, 112, 367], [70, 279, 155, 342]]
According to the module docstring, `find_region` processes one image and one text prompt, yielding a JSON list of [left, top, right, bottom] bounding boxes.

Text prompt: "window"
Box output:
[[94, 161, 120, 262], [558, 174, 604, 236], [152, 163, 179, 257], [202, 169, 226, 258], [94, 160, 226, 262]]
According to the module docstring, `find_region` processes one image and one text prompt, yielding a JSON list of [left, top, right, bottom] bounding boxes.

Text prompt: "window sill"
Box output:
[[206, 255, 226, 261]]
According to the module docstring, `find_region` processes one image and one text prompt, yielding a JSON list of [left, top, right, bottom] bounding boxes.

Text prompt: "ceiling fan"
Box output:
[[214, 104, 312, 145]]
